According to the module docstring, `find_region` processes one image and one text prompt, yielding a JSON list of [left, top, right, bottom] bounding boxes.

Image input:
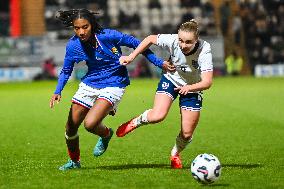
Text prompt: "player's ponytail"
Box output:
[[178, 19, 199, 39], [56, 9, 102, 35]]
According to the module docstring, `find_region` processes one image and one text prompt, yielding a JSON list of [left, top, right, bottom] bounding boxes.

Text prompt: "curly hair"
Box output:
[[56, 9, 102, 35]]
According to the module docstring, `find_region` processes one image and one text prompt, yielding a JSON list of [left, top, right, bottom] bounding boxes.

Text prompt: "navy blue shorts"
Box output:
[[156, 75, 203, 111]]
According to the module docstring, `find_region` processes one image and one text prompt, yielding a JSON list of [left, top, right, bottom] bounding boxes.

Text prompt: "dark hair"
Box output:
[[56, 9, 102, 35], [178, 19, 199, 39]]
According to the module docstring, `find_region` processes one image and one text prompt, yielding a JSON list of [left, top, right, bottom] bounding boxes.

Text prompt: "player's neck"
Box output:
[[184, 41, 199, 56], [83, 38, 97, 48]]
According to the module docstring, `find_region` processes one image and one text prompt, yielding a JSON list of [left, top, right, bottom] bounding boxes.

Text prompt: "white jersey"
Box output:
[[157, 34, 213, 87]]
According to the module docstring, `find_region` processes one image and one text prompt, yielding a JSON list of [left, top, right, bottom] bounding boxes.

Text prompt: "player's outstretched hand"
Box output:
[[162, 60, 176, 72], [119, 56, 133, 66], [50, 94, 61, 108]]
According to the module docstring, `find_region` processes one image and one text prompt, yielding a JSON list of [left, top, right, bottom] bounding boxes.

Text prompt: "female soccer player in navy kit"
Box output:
[[49, 9, 174, 171], [117, 20, 213, 169]]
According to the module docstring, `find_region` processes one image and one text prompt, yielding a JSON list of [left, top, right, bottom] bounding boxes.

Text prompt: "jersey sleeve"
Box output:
[[54, 43, 75, 95], [108, 29, 164, 68], [157, 34, 175, 50], [199, 43, 213, 73]]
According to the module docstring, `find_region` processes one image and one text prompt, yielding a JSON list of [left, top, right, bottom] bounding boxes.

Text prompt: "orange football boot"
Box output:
[[116, 117, 138, 137], [171, 154, 182, 169]]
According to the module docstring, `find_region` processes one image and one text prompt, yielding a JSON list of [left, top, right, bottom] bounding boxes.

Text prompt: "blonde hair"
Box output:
[[178, 19, 199, 38]]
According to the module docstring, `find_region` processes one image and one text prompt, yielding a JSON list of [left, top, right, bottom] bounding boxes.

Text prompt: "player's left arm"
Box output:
[[174, 71, 213, 95]]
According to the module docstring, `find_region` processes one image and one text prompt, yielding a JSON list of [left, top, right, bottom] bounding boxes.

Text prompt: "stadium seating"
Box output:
[[44, 0, 217, 39]]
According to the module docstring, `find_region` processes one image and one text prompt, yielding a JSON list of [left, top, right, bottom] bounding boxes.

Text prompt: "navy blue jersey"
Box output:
[[54, 29, 164, 94]]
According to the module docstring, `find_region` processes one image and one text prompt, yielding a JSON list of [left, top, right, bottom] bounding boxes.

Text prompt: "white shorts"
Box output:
[[72, 82, 126, 110]]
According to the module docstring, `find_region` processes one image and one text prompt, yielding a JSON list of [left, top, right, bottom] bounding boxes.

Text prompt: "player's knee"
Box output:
[[84, 119, 98, 132]]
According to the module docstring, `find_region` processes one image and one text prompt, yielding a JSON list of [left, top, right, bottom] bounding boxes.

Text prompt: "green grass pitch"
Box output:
[[0, 77, 283, 189]]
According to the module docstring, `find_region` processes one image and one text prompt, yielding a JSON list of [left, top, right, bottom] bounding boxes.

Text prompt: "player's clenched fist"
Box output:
[[119, 55, 134, 66]]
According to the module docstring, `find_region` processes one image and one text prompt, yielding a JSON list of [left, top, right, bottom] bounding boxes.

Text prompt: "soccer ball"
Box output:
[[190, 153, 222, 184]]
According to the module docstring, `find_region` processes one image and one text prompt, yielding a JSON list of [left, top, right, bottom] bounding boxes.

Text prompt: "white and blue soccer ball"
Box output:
[[190, 153, 222, 184]]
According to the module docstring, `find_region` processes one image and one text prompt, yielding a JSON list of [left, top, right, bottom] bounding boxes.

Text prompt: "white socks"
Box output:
[[171, 134, 192, 156], [134, 109, 151, 126]]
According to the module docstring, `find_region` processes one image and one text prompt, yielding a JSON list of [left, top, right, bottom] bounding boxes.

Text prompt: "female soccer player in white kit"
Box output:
[[116, 20, 213, 169]]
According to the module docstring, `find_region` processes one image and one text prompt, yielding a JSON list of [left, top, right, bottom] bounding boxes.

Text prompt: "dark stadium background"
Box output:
[[1, 0, 283, 81]]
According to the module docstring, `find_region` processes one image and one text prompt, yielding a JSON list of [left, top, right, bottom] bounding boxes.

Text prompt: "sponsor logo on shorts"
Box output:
[[162, 82, 169, 89]]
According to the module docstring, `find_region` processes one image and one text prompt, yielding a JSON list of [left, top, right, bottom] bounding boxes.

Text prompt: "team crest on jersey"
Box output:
[[111, 47, 119, 55], [162, 82, 170, 89], [192, 60, 199, 69]]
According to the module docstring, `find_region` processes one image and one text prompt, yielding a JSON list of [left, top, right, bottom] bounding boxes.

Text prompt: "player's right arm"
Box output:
[[49, 57, 74, 108], [50, 41, 75, 108]]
